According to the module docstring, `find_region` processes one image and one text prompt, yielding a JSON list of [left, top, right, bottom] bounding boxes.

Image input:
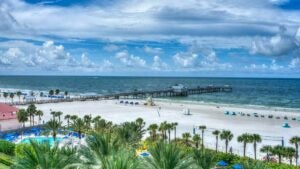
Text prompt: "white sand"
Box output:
[[15, 99, 300, 160]]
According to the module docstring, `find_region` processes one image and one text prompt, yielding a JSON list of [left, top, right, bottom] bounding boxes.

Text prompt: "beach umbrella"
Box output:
[[232, 164, 243, 169], [217, 160, 228, 167]]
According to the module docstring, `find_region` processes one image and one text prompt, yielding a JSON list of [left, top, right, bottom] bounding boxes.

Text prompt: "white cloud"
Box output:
[[173, 52, 198, 68], [251, 26, 299, 56], [144, 46, 163, 55], [115, 50, 146, 67], [289, 58, 300, 68], [103, 44, 120, 52], [244, 59, 284, 71], [152, 55, 167, 70]]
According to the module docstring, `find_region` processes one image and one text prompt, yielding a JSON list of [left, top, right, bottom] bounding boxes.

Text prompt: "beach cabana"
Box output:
[[216, 160, 228, 167], [224, 111, 230, 115], [282, 122, 290, 128], [232, 164, 243, 169]]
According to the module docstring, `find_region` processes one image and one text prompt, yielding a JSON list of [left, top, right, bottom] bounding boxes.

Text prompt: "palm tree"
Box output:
[[212, 130, 220, 152], [64, 114, 71, 128], [290, 136, 300, 166], [143, 141, 194, 169], [159, 121, 168, 141], [251, 134, 262, 160], [16, 91, 22, 102], [284, 147, 296, 165], [17, 109, 28, 138], [45, 119, 61, 141], [55, 111, 63, 123], [260, 145, 272, 162], [237, 133, 252, 157], [83, 115, 92, 130], [199, 125, 206, 149], [36, 110, 43, 125], [50, 111, 56, 120], [166, 123, 173, 143], [27, 104, 37, 126], [220, 130, 233, 153], [12, 140, 80, 169], [72, 118, 85, 139], [192, 149, 216, 169], [182, 132, 191, 146], [193, 134, 201, 149], [70, 115, 78, 123], [172, 122, 178, 141], [148, 124, 158, 141], [49, 90, 54, 96], [9, 92, 14, 103], [272, 145, 285, 164], [3, 92, 8, 102], [64, 91, 68, 97], [55, 89, 60, 95]]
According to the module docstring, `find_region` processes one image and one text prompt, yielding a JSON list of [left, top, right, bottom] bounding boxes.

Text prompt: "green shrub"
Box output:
[[0, 153, 13, 166], [0, 139, 15, 155], [265, 162, 300, 169], [15, 143, 34, 158]]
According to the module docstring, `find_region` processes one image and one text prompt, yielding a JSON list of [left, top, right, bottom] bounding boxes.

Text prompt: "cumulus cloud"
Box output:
[[144, 46, 163, 55], [251, 26, 299, 56], [244, 59, 284, 71], [289, 58, 300, 68], [115, 50, 146, 67], [152, 55, 167, 70], [173, 50, 231, 71]]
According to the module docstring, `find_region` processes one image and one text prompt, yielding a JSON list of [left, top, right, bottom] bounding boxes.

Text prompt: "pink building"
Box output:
[[0, 103, 21, 131]]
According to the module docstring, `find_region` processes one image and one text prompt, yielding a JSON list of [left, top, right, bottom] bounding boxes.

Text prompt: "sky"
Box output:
[[0, 0, 300, 77]]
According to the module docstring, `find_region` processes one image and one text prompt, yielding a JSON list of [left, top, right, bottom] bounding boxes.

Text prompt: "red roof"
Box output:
[[0, 103, 18, 113]]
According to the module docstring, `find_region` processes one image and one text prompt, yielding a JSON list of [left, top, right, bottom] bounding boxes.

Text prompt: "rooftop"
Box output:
[[0, 103, 18, 113]]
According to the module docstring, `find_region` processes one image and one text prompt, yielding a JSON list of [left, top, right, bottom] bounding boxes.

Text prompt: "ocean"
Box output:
[[0, 76, 299, 110]]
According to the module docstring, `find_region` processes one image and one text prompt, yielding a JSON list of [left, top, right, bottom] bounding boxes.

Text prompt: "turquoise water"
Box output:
[[21, 137, 63, 145], [0, 76, 299, 109]]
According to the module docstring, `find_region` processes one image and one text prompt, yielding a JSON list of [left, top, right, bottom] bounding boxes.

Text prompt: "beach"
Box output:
[[16, 98, 300, 159]]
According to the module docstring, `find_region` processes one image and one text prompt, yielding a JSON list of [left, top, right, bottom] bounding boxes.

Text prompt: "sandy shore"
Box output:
[[15, 98, 300, 159]]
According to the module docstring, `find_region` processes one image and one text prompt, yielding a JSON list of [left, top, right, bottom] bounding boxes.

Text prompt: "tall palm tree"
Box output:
[[72, 118, 85, 140], [172, 122, 178, 141], [220, 130, 233, 153], [49, 90, 54, 96], [192, 149, 216, 169], [45, 119, 61, 141], [135, 117, 145, 131], [55, 89, 60, 95], [84, 115, 92, 130], [147, 124, 158, 141], [212, 130, 220, 152], [199, 125, 206, 149], [182, 132, 191, 146], [51, 111, 56, 120], [64, 91, 68, 97], [284, 147, 296, 165], [16, 91, 22, 102], [70, 115, 78, 123], [143, 141, 194, 169], [193, 134, 201, 149], [17, 109, 28, 138], [12, 140, 80, 169], [237, 133, 252, 157], [272, 145, 285, 164], [64, 114, 71, 128], [55, 111, 63, 123], [260, 145, 272, 162], [159, 121, 168, 141], [166, 123, 173, 143], [3, 92, 8, 103], [36, 110, 43, 125], [10, 92, 14, 103], [27, 104, 37, 126], [290, 136, 300, 166], [251, 134, 262, 160]]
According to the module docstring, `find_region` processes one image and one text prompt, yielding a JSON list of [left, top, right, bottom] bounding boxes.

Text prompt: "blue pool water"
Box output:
[[21, 137, 64, 145]]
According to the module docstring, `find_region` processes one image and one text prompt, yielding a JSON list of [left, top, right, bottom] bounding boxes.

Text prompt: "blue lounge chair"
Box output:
[[217, 160, 228, 167], [232, 164, 243, 169]]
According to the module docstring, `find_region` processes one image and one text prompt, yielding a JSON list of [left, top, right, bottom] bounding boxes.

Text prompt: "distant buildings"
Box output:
[[0, 103, 21, 131]]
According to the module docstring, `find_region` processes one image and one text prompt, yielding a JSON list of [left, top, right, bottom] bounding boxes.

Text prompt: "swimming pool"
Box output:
[[21, 137, 64, 145]]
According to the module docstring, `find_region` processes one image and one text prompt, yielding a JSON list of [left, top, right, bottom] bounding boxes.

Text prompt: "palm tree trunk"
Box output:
[[279, 155, 282, 164], [168, 130, 171, 143], [296, 145, 298, 166], [174, 127, 177, 141], [254, 142, 257, 160], [243, 143, 246, 157], [225, 140, 228, 153], [201, 131, 204, 149], [216, 136, 218, 152]]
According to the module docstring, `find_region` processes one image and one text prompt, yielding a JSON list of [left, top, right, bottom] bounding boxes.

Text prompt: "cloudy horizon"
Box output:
[[0, 0, 300, 77]]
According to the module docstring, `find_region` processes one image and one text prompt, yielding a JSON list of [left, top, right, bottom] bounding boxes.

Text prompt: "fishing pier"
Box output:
[[6, 84, 232, 105]]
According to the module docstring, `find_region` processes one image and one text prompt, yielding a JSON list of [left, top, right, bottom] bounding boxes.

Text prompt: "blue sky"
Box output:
[[0, 0, 300, 77]]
